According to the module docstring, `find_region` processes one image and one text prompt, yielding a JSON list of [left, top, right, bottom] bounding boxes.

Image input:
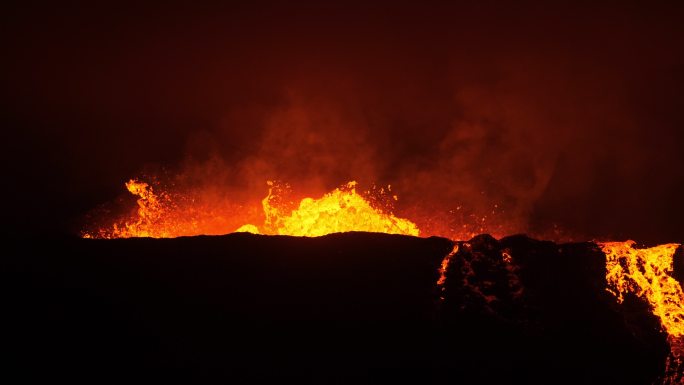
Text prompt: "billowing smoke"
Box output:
[[4, 2, 684, 241]]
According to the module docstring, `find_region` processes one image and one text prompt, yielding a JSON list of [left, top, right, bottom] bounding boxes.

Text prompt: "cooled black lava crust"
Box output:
[[3, 233, 677, 384]]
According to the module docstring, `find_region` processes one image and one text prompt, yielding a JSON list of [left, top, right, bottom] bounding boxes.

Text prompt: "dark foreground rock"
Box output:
[[1, 233, 675, 384]]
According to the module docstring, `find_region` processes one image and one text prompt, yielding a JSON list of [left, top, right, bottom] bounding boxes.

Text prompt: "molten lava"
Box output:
[[245, 181, 419, 237], [84, 180, 174, 239], [83, 179, 256, 239], [436, 244, 459, 300], [600, 241, 684, 381], [600, 241, 684, 337], [86, 179, 419, 238]]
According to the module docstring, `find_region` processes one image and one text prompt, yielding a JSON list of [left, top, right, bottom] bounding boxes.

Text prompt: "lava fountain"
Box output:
[[84, 179, 420, 239]]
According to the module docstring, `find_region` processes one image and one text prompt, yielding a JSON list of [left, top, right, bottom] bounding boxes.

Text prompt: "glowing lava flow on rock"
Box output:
[[600, 241, 684, 381], [600, 241, 684, 338]]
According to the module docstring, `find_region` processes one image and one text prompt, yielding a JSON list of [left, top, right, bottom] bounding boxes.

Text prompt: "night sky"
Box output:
[[3, 2, 684, 243]]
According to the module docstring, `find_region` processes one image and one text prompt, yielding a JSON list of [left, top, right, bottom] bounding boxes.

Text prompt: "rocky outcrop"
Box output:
[[2, 233, 675, 384]]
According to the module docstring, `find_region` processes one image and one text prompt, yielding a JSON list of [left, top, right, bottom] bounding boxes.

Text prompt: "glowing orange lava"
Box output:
[[84, 180, 174, 238], [436, 244, 459, 299], [243, 181, 419, 237], [600, 241, 684, 381], [86, 179, 419, 238], [600, 241, 684, 337]]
